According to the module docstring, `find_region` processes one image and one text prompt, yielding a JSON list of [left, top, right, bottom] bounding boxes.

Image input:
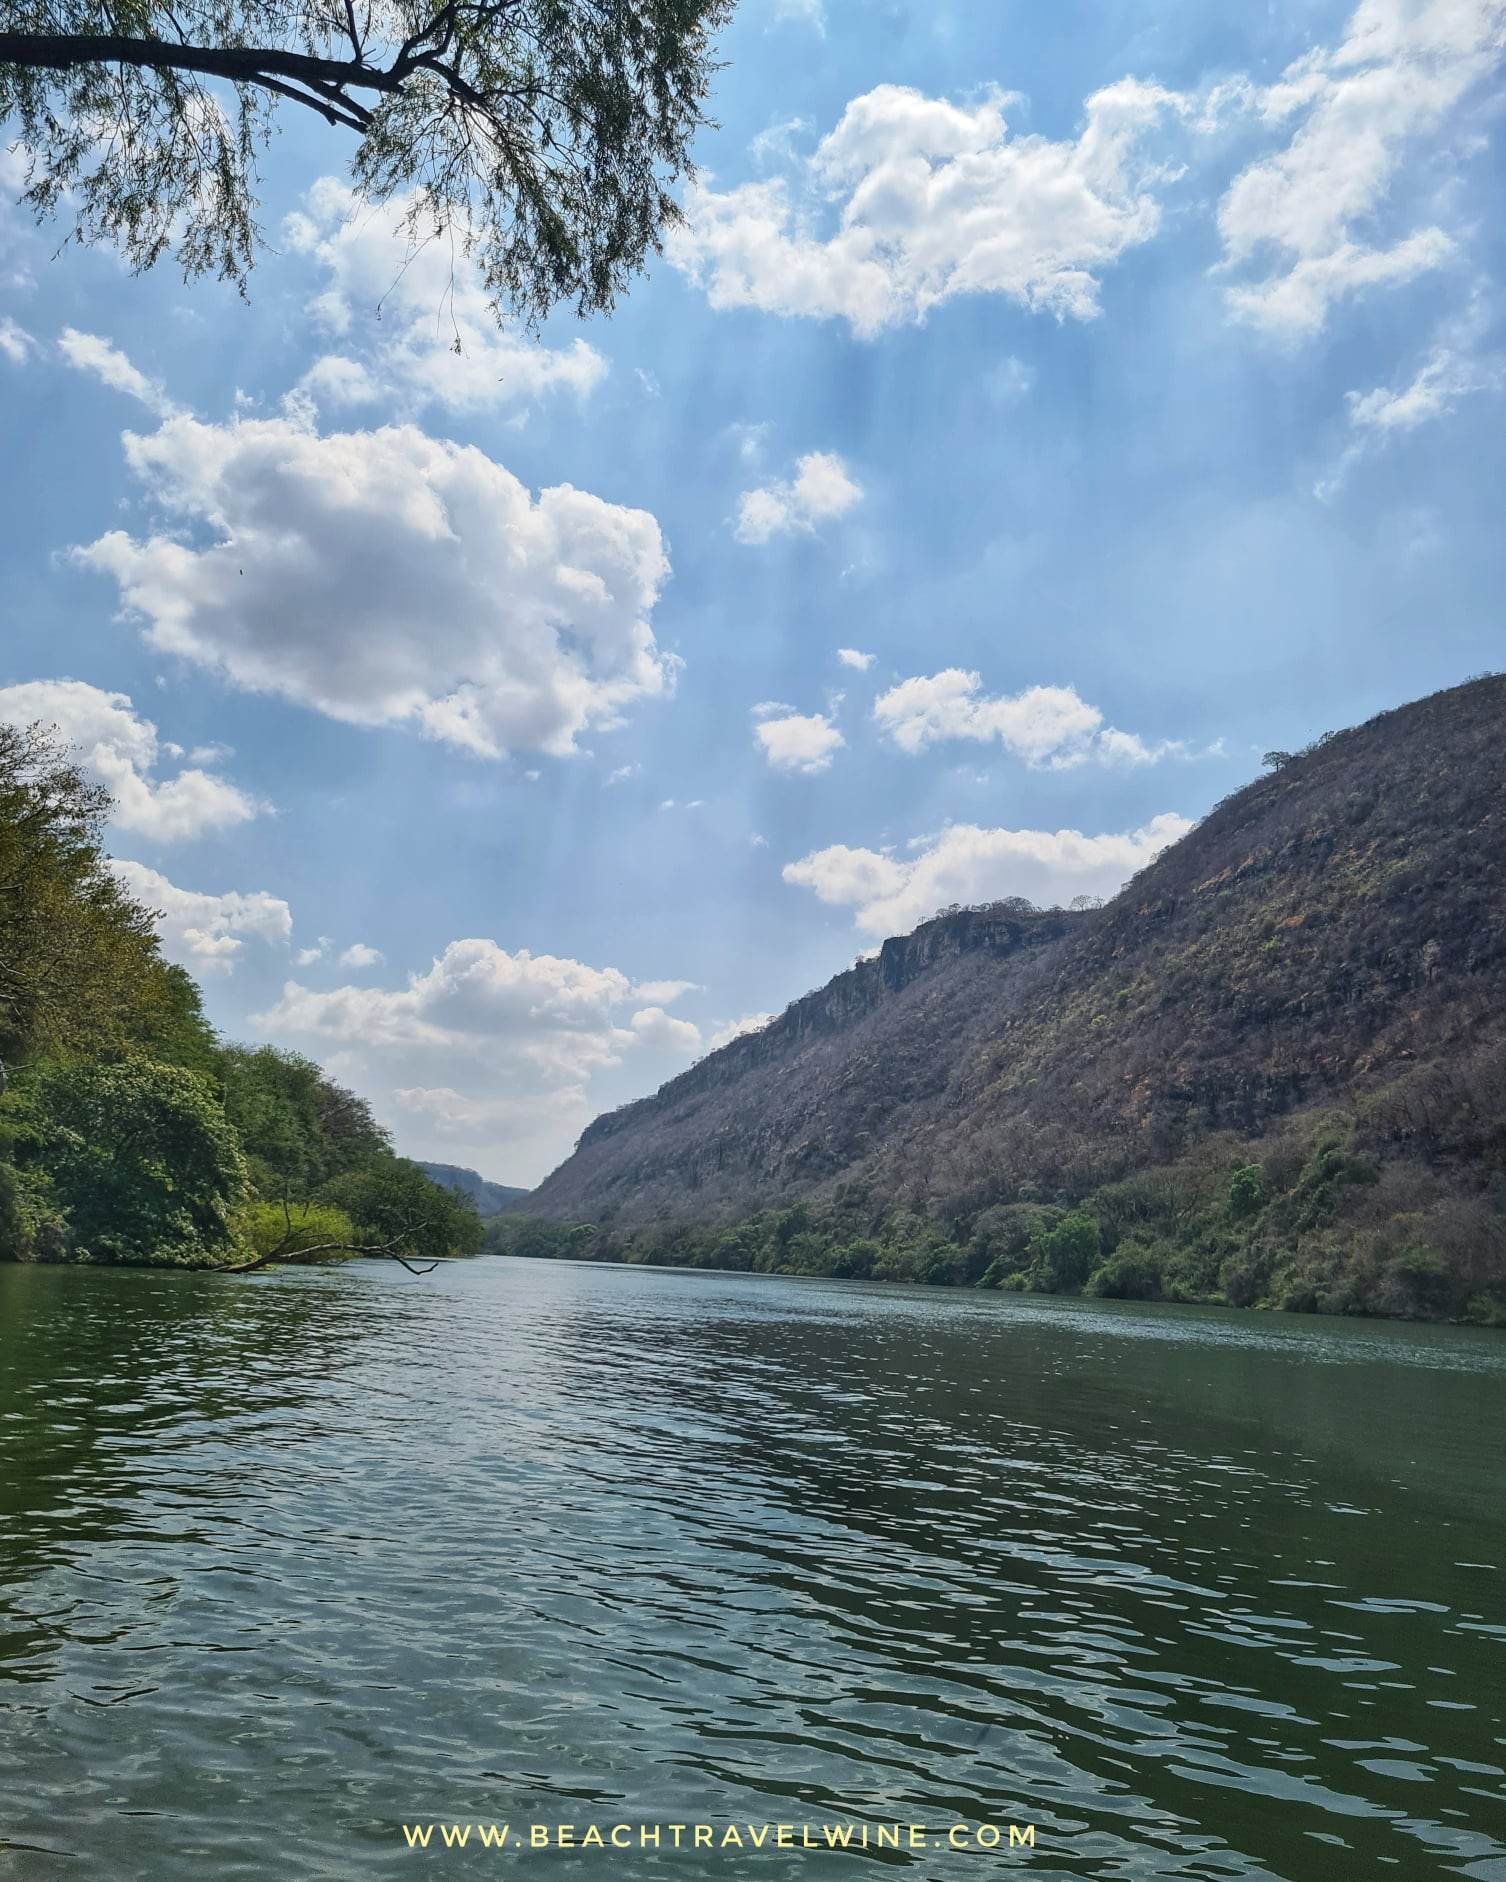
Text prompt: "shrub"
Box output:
[[1229, 1164, 1265, 1220], [1034, 1210, 1101, 1292], [243, 1201, 357, 1263], [1085, 1248, 1164, 1300]]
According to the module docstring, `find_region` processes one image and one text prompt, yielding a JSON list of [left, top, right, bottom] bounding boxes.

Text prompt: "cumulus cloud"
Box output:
[[784, 814, 1193, 936], [668, 79, 1187, 336], [339, 942, 384, 969], [1216, 0, 1506, 335], [632, 978, 699, 1005], [735, 450, 863, 544], [57, 329, 179, 416], [707, 1012, 776, 1050], [282, 179, 606, 414], [837, 647, 875, 670], [392, 1084, 582, 1137], [295, 353, 379, 409], [629, 1005, 702, 1052], [112, 859, 292, 974], [253, 937, 704, 1179], [0, 315, 33, 364], [77, 414, 674, 760], [753, 705, 845, 774], [0, 678, 264, 840], [872, 671, 1198, 768]]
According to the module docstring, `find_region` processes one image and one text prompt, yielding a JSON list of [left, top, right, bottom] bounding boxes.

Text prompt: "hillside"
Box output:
[[418, 1163, 530, 1218], [517, 676, 1506, 1321]]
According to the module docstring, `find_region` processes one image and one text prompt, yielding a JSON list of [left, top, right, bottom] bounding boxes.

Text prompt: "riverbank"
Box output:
[[487, 1197, 1506, 1328]]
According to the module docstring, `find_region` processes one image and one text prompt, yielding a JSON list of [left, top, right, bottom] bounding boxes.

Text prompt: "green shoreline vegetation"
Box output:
[[0, 721, 481, 1270], [489, 1097, 1506, 1327]]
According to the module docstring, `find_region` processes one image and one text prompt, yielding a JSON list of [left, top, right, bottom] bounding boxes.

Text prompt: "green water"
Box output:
[[0, 1258, 1502, 1879]]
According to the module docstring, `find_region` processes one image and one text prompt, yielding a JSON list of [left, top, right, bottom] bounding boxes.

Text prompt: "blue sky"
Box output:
[[3, 0, 1504, 1183]]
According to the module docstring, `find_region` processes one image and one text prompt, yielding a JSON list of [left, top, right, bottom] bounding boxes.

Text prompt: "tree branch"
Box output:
[[0, 31, 405, 118], [223, 1213, 446, 1274]]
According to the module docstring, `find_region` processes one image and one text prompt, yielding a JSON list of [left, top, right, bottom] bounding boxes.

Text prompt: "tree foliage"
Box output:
[[0, 721, 186, 1070], [9, 1054, 250, 1265], [323, 1155, 483, 1260], [0, 718, 480, 1271], [218, 1044, 389, 1199], [0, 0, 733, 324]]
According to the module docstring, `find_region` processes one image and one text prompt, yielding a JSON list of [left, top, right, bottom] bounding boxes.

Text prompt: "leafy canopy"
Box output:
[[1, 0, 732, 324], [8, 1054, 250, 1265], [0, 720, 208, 1071]]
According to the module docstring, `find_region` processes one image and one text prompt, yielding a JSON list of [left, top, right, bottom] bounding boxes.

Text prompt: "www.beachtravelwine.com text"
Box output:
[[400, 1821, 1037, 1852]]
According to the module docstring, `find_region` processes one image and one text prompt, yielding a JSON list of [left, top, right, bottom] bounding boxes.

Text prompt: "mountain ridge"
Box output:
[[514, 676, 1506, 1322]]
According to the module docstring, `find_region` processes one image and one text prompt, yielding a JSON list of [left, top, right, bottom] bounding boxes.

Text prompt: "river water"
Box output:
[[1, 1257, 1503, 1880]]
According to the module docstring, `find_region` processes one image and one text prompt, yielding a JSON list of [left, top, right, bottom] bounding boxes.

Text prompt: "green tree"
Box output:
[[2, 0, 732, 325], [0, 721, 169, 1070], [9, 1055, 249, 1265], [1229, 1163, 1265, 1221], [217, 1045, 388, 1200], [321, 1156, 483, 1263], [1034, 1210, 1101, 1293]]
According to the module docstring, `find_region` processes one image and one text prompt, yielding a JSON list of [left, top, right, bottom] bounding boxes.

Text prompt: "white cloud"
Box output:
[[784, 814, 1193, 936], [836, 647, 875, 670], [632, 978, 699, 1005], [252, 936, 694, 1179], [296, 354, 379, 409], [57, 329, 179, 416], [735, 450, 863, 544], [1346, 332, 1503, 434], [707, 1012, 775, 1050], [77, 414, 674, 760], [0, 315, 33, 364], [112, 859, 292, 974], [339, 942, 384, 969], [753, 707, 846, 774], [393, 1084, 581, 1137], [0, 678, 264, 841], [1316, 294, 1505, 495], [629, 1006, 702, 1053], [295, 945, 327, 967], [668, 79, 1187, 336], [282, 179, 606, 414], [872, 671, 1197, 768], [1216, 0, 1506, 335]]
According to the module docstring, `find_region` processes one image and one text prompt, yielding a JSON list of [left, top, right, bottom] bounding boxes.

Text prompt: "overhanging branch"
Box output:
[[0, 30, 445, 131]]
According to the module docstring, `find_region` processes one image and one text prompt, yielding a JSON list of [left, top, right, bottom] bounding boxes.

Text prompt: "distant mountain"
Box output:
[[520, 676, 1506, 1321], [418, 1163, 530, 1218]]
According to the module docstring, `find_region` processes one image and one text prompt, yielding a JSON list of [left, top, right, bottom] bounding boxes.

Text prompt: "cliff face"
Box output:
[[533, 907, 1073, 1218], [526, 675, 1506, 1229], [578, 905, 1069, 1147]]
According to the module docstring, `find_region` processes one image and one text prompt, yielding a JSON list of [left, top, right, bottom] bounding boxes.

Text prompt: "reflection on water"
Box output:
[[1, 1259, 1503, 1879]]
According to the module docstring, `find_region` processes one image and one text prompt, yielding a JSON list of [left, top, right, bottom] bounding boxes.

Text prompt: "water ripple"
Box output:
[[1, 1259, 1502, 1880]]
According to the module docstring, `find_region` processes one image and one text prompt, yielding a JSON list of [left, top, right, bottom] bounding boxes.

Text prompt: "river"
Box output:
[[1, 1257, 1503, 1879]]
